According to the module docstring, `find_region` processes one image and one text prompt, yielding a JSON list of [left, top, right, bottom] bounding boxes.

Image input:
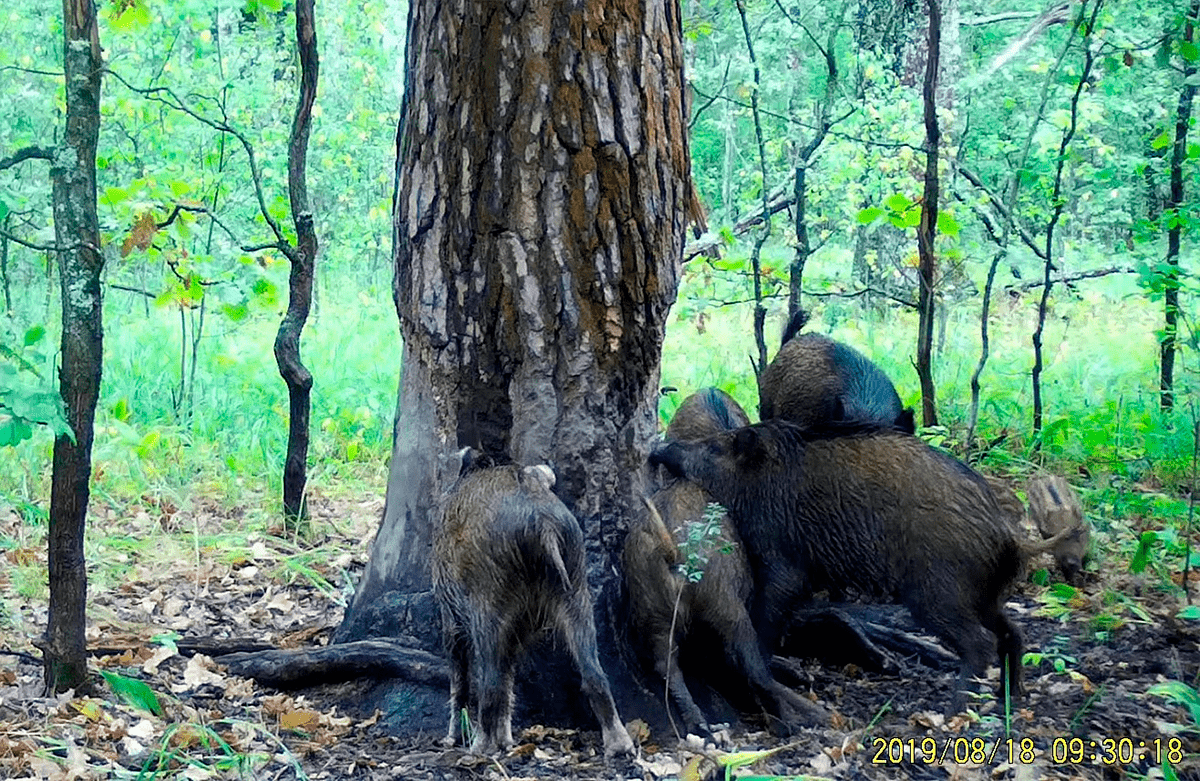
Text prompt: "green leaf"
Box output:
[[0, 199, 9, 222], [1165, 760, 1179, 781], [1151, 130, 1172, 150], [1048, 582, 1077, 599], [110, 0, 153, 32], [222, 302, 250, 322], [857, 207, 885, 225], [0, 416, 19, 447], [903, 208, 922, 228], [936, 210, 960, 237], [885, 193, 911, 213], [100, 670, 164, 716], [1147, 681, 1200, 726], [1130, 530, 1158, 574], [111, 398, 131, 422], [151, 632, 180, 653], [23, 325, 46, 347], [102, 186, 130, 206], [1181, 40, 1199, 63], [1177, 605, 1200, 621]]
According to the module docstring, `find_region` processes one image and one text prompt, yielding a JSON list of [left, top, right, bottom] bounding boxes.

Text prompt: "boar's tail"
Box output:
[[642, 495, 679, 565], [780, 308, 811, 347], [1019, 525, 1075, 555], [536, 518, 573, 589]]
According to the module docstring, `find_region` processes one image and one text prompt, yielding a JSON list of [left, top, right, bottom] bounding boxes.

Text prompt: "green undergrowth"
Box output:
[[1, 260, 1197, 601], [0, 280, 399, 514]]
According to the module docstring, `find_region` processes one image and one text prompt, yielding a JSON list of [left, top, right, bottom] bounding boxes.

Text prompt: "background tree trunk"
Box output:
[[45, 0, 103, 693], [1160, 0, 1198, 412], [915, 0, 941, 427], [274, 0, 319, 523], [336, 0, 691, 727]]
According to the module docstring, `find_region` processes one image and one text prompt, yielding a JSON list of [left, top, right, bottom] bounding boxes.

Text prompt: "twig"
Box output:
[[108, 283, 156, 299], [689, 60, 731, 129], [0, 228, 95, 254], [0, 65, 62, 77], [0, 146, 54, 170], [1013, 266, 1135, 291], [106, 69, 288, 248]]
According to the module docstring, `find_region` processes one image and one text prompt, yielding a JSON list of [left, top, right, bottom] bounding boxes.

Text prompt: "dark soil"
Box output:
[[293, 578, 1200, 781], [3, 496, 1199, 781]]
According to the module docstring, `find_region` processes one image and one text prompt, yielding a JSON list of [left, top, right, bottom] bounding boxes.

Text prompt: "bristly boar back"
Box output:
[[433, 463, 633, 758], [650, 419, 1024, 712]]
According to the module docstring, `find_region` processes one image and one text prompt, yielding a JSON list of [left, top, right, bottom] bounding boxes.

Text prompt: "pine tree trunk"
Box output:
[[336, 0, 692, 726], [45, 0, 103, 693]]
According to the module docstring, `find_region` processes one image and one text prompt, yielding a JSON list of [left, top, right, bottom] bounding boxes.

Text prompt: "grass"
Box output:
[[1, 249, 1198, 599]]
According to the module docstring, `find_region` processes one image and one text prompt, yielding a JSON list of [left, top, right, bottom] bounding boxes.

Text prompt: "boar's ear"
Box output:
[[894, 407, 916, 435], [730, 426, 766, 465]]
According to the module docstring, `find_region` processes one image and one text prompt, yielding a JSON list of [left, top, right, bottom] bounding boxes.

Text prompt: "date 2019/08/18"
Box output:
[[870, 736, 1185, 766]]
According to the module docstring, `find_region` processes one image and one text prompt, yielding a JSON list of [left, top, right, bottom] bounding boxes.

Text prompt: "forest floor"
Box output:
[[1, 492, 1199, 781]]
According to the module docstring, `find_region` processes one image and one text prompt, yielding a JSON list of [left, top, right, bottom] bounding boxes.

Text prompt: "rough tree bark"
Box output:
[[915, 0, 941, 428], [45, 0, 103, 692], [1160, 0, 1199, 412], [334, 0, 691, 725], [273, 0, 319, 522]]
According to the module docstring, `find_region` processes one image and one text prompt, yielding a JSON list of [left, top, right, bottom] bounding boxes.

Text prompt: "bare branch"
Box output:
[[0, 65, 62, 78], [1015, 266, 1135, 290], [985, 2, 1072, 78], [0, 228, 95, 254], [689, 60, 731, 130], [105, 69, 288, 247], [241, 241, 289, 255], [684, 186, 795, 260], [0, 146, 54, 171], [155, 203, 241, 244], [962, 11, 1042, 26], [108, 283, 157, 299], [952, 161, 1048, 259]]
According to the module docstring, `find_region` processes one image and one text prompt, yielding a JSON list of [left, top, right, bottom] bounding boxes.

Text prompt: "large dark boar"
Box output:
[[1026, 475, 1089, 585], [758, 310, 915, 434], [624, 388, 823, 735], [433, 463, 633, 758], [649, 420, 1024, 711]]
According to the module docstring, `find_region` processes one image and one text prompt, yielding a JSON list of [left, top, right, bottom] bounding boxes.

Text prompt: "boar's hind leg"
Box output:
[[723, 615, 827, 732], [441, 607, 472, 747], [984, 606, 1024, 702], [912, 604, 997, 715], [558, 595, 635, 758], [650, 627, 710, 737], [470, 616, 519, 755]]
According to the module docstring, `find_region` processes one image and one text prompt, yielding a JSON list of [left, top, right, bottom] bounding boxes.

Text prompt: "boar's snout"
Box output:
[[649, 440, 687, 477]]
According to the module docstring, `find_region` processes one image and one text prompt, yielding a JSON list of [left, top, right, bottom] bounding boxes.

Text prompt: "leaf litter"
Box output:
[[1, 493, 1200, 780]]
